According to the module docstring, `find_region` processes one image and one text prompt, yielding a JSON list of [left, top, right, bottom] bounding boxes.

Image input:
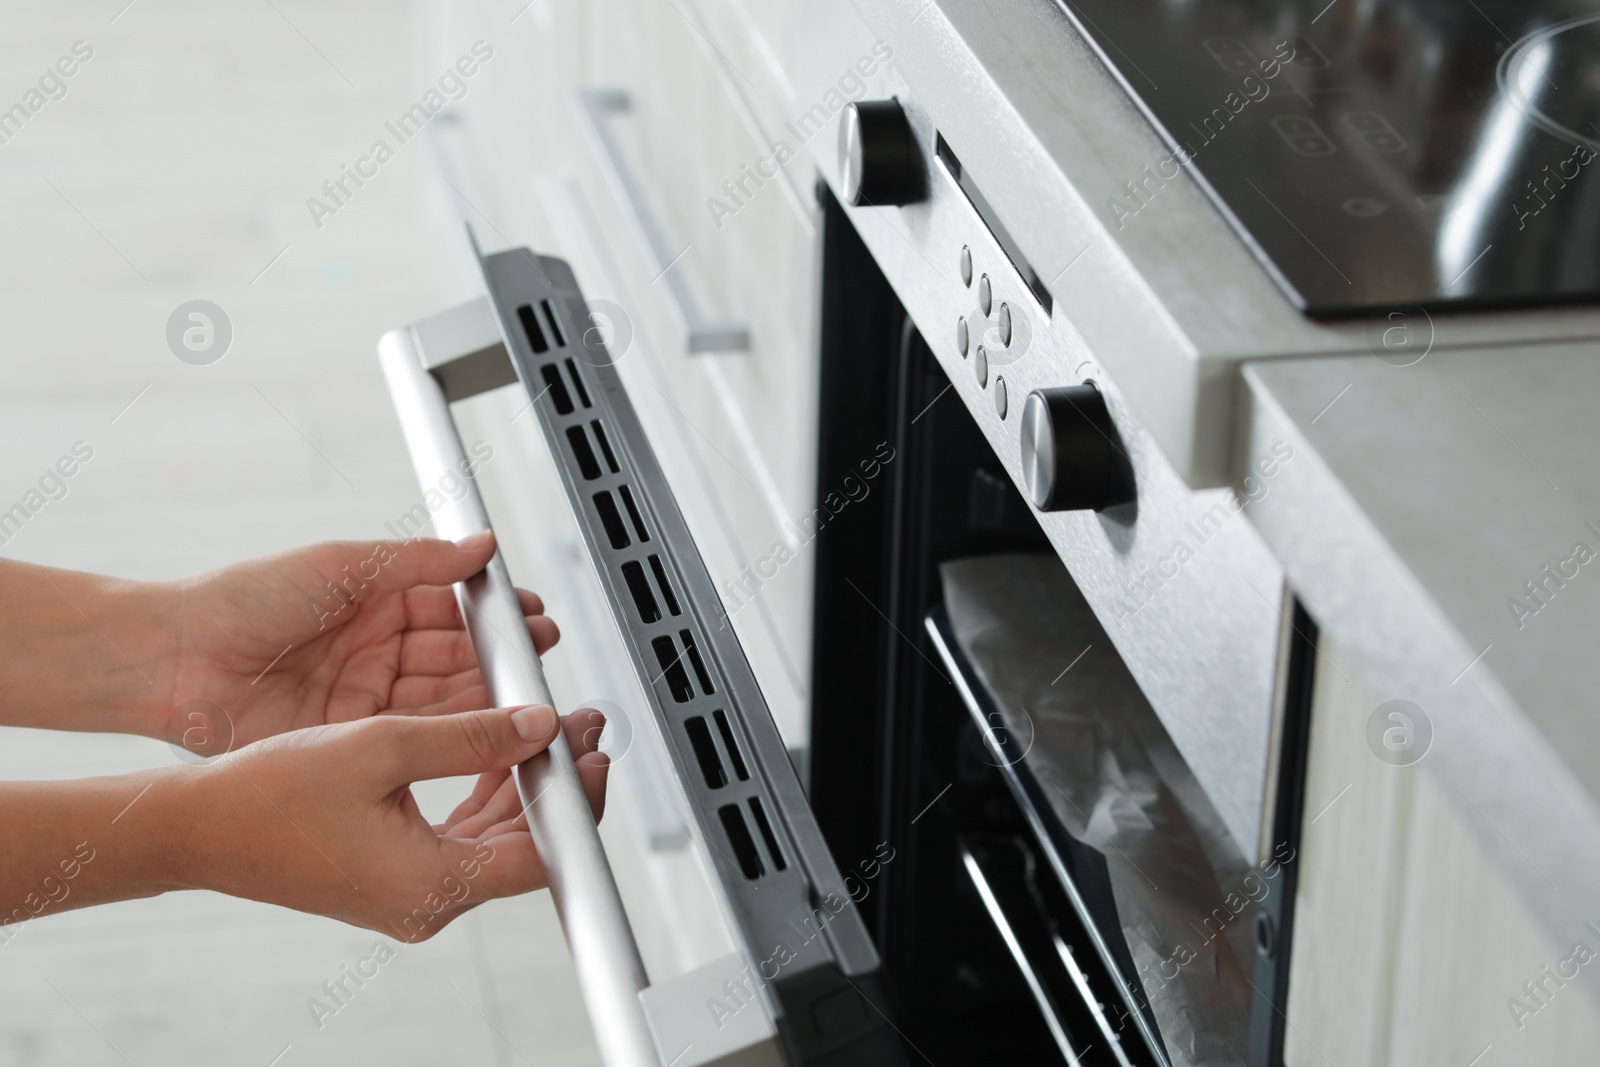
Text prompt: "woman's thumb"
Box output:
[[375, 705, 560, 786]]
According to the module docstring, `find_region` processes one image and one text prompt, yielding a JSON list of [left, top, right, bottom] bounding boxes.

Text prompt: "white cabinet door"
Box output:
[[1287, 637, 1600, 1066]]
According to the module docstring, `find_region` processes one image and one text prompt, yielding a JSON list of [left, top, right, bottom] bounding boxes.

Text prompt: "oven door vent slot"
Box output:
[[564, 356, 592, 407], [719, 803, 765, 880], [591, 420, 620, 472], [539, 361, 574, 413], [686, 716, 728, 788], [593, 490, 630, 549], [748, 796, 786, 872], [714, 709, 748, 781], [621, 560, 661, 623], [541, 298, 568, 347], [566, 425, 602, 480], [517, 303, 549, 353], [648, 554, 681, 615]]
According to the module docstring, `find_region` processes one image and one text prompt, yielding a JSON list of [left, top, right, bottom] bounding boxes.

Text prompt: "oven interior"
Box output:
[[808, 186, 1268, 1067]]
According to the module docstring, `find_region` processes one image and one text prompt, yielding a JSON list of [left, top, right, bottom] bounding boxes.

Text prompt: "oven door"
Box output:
[[378, 238, 904, 1067]]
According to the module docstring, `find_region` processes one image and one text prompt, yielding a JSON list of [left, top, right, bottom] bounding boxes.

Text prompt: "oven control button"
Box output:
[[977, 273, 993, 316], [959, 245, 973, 286], [1020, 384, 1134, 512], [974, 345, 988, 388], [994, 376, 1008, 419], [996, 302, 1011, 346], [839, 99, 923, 207], [956, 316, 969, 357]]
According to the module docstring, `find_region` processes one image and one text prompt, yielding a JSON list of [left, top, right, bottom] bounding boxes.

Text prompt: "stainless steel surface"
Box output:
[[574, 89, 750, 355], [409, 296, 520, 403], [1240, 345, 1600, 987], [378, 324, 659, 1067], [1011, 385, 1129, 514], [826, 0, 1600, 489], [802, 0, 1292, 857], [839, 101, 866, 205], [1020, 391, 1053, 510], [838, 99, 921, 207]]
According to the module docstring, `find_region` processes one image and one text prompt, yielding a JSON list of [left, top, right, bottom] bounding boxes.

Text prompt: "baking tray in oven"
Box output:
[[927, 554, 1265, 1067], [927, 602, 1168, 1067]]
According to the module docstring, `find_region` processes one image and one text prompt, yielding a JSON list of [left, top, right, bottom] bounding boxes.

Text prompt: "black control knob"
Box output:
[[1019, 384, 1135, 512], [838, 100, 922, 207]]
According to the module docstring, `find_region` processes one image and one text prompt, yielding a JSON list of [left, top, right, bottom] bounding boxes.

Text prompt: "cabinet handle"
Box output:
[[575, 88, 750, 354], [378, 324, 660, 1067]]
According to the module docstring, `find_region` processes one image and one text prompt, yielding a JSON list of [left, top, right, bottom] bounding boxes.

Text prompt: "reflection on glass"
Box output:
[[1057, 0, 1600, 313]]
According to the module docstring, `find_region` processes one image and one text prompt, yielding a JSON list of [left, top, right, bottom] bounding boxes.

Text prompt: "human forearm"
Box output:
[[0, 768, 197, 939], [0, 559, 175, 737]]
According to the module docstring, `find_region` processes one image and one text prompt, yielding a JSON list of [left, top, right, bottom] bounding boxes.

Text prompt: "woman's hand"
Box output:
[[175, 704, 609, 938], [155, 534, 557, 753], [0, 705, 611, 938]]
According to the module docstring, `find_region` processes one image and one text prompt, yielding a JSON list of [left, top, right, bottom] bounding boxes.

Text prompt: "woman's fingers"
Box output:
[[287, 537, 500, 627], [372, 705, 560, 788], [400, 585, 547, 631], [441, 710, 609, 839], [529, 615, 559, 655], [388, 667, 482, 709], [464, 757, 610, 844], [437, 835, 546, 911], [577, 752, 610, 822], [441, 767, 510, 827], [397, 631, 478, 676], [382, 682, 491, 721], [442, 774, 521, 840], [563, 707, 606, 758], [562, 707, 609, 820], [392, 616, 559, 683]]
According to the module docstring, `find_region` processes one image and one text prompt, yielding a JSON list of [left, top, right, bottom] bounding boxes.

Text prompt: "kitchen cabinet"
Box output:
[[1287, 637, 1600, 1066], [421, 0, 817, 747]]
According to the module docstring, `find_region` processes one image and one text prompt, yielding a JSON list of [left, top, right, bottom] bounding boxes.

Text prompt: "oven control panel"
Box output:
[[800, 0, 1290, 875]]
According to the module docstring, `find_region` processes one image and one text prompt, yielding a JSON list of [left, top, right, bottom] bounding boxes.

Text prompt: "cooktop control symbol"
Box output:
[[1019, 384, 1134, 512], [839, 99, 923, 207]]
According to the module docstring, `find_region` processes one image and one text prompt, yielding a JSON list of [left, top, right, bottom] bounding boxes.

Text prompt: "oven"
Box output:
[[393, 1, 1600, 1064]]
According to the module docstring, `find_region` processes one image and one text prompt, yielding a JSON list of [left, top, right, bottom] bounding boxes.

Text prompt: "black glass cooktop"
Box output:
[[1057, 0, 1600, 315]]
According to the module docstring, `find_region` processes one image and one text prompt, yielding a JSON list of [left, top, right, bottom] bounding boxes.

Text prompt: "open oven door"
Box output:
[[377, 237, 905, 1067]]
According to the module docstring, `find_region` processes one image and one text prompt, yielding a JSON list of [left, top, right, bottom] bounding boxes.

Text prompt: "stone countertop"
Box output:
[[1240, 340, 1600, 957]]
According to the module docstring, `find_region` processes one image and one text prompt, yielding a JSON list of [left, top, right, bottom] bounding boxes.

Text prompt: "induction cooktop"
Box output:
[[1057, 0, 1600, 315]]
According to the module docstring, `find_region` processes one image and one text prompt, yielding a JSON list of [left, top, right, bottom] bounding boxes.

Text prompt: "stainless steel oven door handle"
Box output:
[[378, 328, 660, 1067], [575, 88, 750, 355]]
